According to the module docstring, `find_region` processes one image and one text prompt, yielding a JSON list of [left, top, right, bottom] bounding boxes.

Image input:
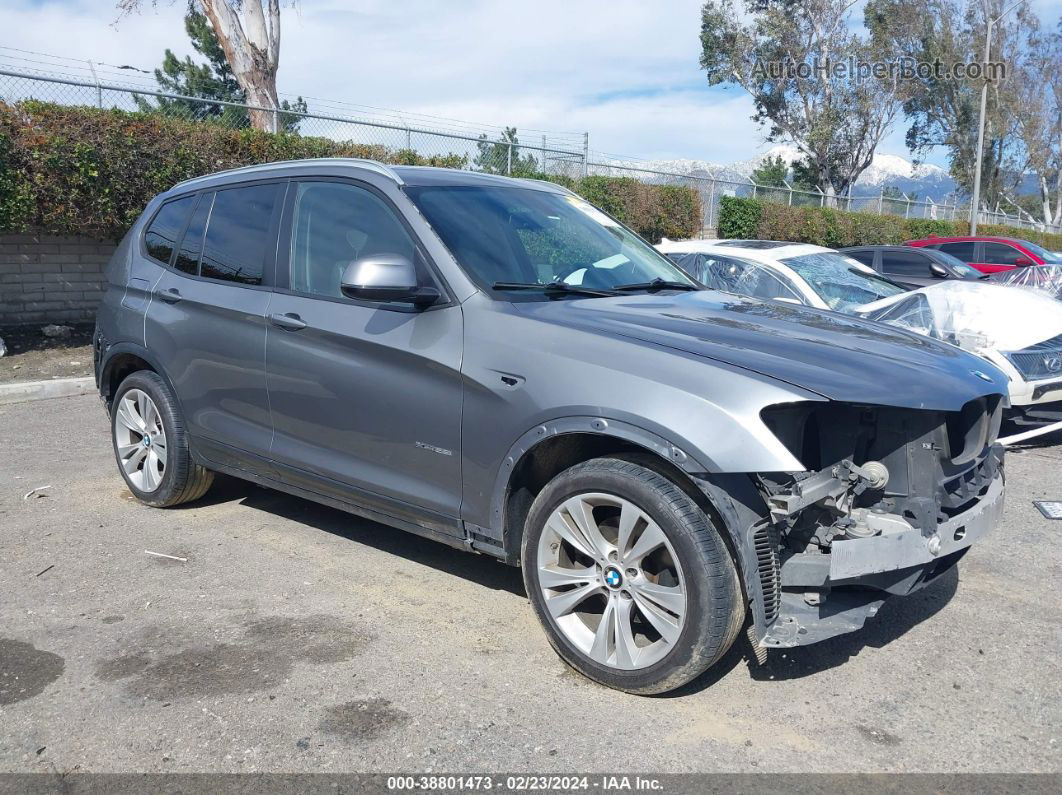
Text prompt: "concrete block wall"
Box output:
[[0, 233, 117, 326]]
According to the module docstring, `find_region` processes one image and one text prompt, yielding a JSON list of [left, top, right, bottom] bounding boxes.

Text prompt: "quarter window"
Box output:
[[200, 184, 280, 286], [174, 194, 212, 276], [289, 181, 417, 299], [144, 196, 195, 266]]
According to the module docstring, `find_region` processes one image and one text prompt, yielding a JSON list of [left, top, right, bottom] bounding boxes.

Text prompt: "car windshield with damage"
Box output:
[[781, 251, 907, 311], [405, 185, 697, 298]]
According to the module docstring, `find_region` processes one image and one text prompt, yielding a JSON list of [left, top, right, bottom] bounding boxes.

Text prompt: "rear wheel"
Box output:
[[522, 457, 744, 694], [111, 371, 213, 507]]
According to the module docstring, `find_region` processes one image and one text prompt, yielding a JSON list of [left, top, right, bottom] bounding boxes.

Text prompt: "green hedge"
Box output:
[[718, 196, 1062, 251], [0, 101, 700, 243]]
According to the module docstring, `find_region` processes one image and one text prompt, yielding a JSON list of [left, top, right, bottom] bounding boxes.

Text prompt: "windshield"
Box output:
[[405, 185, 696, 297], [781, 252, 907, 311], [930, 250, 983, 278], [1018, 240, 1062, 264]]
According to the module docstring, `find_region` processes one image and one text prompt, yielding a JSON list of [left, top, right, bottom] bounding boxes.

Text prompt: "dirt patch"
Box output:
[[0, 638, 65, 705], [318, 698, 411, 741], [93, 614, 371, 701], [0, 324, 94, 384]]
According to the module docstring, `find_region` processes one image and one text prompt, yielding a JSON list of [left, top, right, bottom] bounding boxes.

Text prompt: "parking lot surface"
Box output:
[[1, 394, 1060, 773]]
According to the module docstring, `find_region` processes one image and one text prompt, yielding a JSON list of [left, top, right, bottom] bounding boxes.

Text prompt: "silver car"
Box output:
[[95, 160, 1008, 694]]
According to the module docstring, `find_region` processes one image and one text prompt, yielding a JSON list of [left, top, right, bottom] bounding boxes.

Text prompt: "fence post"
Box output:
[[904, 194, 911, 219], [877, 189, 884, 214], [86, 60, 102, 108], [542, 134, 548, 174], [406, 127, 411, 151], [582, 132, 589, 179], [507, 141, 513, 175], [706, 179, 716, 234]]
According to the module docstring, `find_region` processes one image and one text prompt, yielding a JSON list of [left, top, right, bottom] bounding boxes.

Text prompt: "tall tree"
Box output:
[[119, 1, 289, 131], [864, 0, 1033, 211], [750, 154, 788, 187], [700, 0, 900, 200], [1010, 19, 1061, 225], [134, 10, 306, 131], [474, 127, 540, 176]]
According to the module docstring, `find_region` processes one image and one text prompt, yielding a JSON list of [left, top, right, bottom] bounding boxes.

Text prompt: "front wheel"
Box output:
[[522, 457, 744, 694]]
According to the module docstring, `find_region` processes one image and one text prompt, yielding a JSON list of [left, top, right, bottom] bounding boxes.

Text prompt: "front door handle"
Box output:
[[156, 287, 182, 304], [269, 312, 307, 331]]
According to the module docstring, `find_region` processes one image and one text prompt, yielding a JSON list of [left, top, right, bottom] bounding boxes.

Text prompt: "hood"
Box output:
[[515, 290, 1006, 411]]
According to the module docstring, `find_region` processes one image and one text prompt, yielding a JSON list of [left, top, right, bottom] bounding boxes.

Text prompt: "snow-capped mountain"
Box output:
[[602, 144, 957, 201]]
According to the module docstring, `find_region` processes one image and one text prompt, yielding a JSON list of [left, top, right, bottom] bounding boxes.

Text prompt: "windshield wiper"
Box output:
[[491, 281, 619, 297], [612, 278, 700, 292]]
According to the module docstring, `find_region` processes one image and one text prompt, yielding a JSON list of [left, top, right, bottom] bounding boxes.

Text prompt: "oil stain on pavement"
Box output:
[[94, 614, 371, 701], [0, 638, 65, 705], [318, 698, 411, 741]]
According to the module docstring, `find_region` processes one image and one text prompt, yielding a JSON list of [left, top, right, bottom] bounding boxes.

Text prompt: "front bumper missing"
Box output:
[[830, 473, 1004, 581], [761, 470, 1004, 649]]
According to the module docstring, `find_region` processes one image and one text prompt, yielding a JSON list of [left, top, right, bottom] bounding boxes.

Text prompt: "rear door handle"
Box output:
[[269, 312, 307, 331], [156, 287, 182, 304]]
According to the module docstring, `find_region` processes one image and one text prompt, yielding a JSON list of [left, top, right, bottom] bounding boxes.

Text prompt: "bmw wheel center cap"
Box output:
[[603, 566, 623, 589]]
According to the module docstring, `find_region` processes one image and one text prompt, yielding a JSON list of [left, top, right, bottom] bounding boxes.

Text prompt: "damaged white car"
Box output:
[[658, 240, 1062, 429]]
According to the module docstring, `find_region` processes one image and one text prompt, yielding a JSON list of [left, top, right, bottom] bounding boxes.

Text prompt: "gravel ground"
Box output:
[[0, 325, 94, 384], [0, 394, 1060, 774]]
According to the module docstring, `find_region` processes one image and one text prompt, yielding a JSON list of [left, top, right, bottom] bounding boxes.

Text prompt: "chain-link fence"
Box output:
[[1, 64, 1060, 238]]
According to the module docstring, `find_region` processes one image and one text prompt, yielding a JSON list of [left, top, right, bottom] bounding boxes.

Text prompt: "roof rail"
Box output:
[[171, 158, 404, 190]]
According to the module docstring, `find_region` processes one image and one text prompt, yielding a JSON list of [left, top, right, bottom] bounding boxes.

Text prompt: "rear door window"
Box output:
[[143, 196, 195, 266], [880, 249, 932, 276], [936, 242, 977, 262], [200, 183, 281, 286]]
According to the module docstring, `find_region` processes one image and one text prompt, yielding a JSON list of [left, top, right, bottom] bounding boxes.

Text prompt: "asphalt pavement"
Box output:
[[1, 394, 1060, 773]]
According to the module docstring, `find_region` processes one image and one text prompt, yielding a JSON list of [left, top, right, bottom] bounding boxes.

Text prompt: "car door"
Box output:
[[265, 178, 464, 530], [879, 249, 937, 288], [145, 181, 282, 470]]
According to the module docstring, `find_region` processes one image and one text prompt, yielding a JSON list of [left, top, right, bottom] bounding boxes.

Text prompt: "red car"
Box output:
[[904, 235, 1062, 274]]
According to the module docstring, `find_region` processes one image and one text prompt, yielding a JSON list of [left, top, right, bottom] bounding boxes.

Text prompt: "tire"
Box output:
[[522, 457, 744, 695], [110, 370, 213, 507]]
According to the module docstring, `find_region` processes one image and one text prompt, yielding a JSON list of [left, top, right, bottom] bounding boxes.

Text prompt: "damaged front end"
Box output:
[[746, 396, 1005, 651]]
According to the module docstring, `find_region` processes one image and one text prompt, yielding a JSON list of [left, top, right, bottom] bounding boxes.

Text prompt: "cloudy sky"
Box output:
[[4, 0, 1062, 167]]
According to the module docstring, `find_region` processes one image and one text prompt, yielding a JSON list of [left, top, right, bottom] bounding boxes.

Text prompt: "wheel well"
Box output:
[[503, 432, 704, 562], [102, 353, 155, 404]]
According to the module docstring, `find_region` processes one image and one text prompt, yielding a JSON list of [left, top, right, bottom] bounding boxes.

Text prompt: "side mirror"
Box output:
[[340, 254, 439, 306], [1014, 256, 1034, 267], [929, 262, 949, 278]]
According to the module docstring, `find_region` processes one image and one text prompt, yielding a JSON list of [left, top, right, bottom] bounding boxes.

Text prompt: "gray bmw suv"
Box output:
[[95, 159, 1008, 694]]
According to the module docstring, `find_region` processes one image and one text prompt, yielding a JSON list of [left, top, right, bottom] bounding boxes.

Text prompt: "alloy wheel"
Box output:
[[114, 388, 167, 493], [536, 492, 687, 670]]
